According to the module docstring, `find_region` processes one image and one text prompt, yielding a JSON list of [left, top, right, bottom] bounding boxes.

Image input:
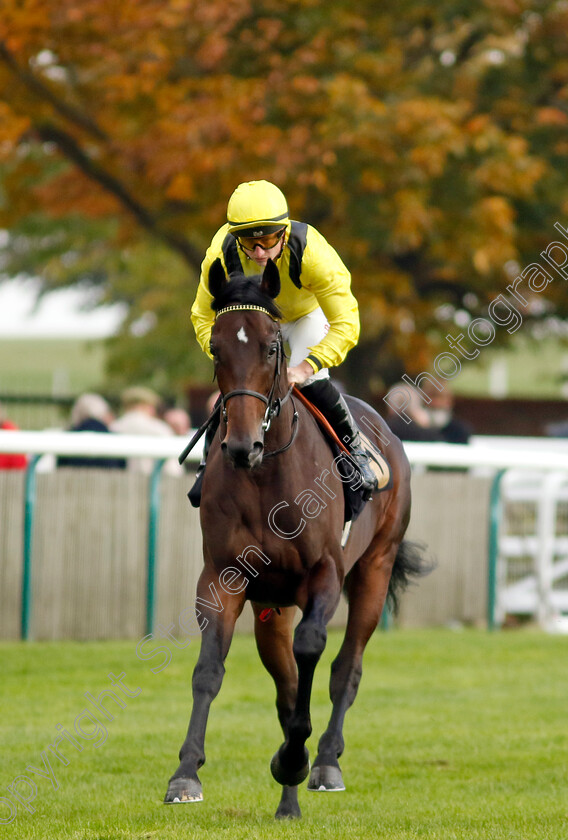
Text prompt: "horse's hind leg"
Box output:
[[253, 605, 301, 819], [308, 540, 399, 792]]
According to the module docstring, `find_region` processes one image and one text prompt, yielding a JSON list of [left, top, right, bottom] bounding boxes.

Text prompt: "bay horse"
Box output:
[[165, 258, 425, 819]]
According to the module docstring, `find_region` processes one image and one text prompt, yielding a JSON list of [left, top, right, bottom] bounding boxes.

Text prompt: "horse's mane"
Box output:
[[210, 273, 282, 320]]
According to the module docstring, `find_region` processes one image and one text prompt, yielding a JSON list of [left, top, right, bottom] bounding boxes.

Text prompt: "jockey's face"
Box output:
[[237, 229, 286, 267]]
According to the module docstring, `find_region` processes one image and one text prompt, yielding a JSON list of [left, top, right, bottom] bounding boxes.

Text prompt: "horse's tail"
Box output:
[[386, 540, 433, 615]]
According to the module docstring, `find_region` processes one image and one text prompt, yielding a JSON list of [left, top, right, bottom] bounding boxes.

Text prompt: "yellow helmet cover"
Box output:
[[227, 180, 289, 237]]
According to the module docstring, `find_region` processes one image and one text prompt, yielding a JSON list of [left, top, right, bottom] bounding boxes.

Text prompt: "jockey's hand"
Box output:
[[287, 360, 314, 386]]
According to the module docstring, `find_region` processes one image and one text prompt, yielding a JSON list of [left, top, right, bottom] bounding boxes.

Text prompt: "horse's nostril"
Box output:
[[222, 437, 264, 469], [248, 442, 264, 467]]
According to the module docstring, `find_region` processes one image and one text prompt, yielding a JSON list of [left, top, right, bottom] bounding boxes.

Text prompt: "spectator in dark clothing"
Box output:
[[423, 381, 472, 444], [546, 420, 568, 438], [384, 382, 445, 442], [57, 393, 126, 470]]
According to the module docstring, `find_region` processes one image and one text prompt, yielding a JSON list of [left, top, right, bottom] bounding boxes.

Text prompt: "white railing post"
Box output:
[[537, 472, 568, 631]]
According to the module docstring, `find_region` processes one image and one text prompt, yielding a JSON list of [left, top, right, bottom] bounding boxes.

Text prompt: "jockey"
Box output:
[[189, 179, 378, 504]]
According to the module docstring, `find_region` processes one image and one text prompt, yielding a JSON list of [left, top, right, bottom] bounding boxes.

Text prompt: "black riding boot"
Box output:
[[187, 404, 221, 508], [300, 378, 378, 500]]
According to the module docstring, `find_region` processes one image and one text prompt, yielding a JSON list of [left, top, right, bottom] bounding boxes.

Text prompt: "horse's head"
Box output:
[[208, 258, 287, 469]]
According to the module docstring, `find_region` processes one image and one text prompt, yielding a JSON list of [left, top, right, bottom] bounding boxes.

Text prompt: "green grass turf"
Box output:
[[0, 629, 567, 839], [0, 338, 108, 429], [0, 339, 106, 394], [444, 335, 568, 399]]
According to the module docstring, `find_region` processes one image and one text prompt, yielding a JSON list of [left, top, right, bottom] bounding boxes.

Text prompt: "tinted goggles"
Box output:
[[236, 228, 286, 252]]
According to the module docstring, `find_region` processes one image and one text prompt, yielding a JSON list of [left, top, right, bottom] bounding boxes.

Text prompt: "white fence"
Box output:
[[3, 429, 568, 468], [496, 470, 568, 632], [1, 430, 568, 638]]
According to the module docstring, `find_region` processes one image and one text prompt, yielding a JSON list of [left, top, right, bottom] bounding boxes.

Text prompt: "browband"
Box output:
[[215, 304, 279, 321]]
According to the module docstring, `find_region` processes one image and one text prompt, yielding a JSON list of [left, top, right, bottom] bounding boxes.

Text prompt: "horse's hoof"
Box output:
[[307, 765, 345, 792], [270, 747, 310, 787], [164, 776, 203, 803], [275, 786, 302, 819], [275, 803, 302, 819]]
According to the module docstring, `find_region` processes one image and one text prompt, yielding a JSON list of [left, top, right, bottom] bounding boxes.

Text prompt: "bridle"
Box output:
[[215, 304, 298, 456]]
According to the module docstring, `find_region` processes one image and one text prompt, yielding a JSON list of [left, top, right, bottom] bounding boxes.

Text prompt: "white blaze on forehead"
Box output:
[[237, 326, 248, 343]]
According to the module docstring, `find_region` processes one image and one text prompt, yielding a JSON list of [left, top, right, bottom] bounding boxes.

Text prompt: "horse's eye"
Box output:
[[209, 342, 218, 358], [268, 343, 278, 358]]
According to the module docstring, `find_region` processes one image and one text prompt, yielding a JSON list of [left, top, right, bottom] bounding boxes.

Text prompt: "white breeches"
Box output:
[[281, 307, 330, 384]]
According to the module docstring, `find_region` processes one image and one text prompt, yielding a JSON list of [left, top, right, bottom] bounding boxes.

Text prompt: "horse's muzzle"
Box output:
[[221, 438, 264, 469]]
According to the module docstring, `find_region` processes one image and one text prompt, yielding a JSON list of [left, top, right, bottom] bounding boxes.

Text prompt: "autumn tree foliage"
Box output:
[[1, 0, 567, 396]]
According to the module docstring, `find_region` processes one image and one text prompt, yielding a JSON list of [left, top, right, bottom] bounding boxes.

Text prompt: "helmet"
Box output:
[[227, 180, 289, 237]]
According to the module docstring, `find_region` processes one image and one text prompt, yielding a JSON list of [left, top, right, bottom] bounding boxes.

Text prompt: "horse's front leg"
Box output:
[[164, 570, 245, 804], [270, 557, 340, 788]]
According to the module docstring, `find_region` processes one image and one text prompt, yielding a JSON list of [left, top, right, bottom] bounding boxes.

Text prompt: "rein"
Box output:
[[178, 404, 220, 466]]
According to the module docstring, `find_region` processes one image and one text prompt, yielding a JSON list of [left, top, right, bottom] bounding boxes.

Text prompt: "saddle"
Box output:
[[292, 387, 392, 524]]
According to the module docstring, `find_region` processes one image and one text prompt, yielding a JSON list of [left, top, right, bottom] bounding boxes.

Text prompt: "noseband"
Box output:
[[215, 304, 297, 451]]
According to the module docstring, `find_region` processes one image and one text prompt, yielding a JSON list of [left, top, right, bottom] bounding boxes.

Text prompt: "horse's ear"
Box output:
[[208, 258, 228, 301], [260, 259, 280, 300]]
